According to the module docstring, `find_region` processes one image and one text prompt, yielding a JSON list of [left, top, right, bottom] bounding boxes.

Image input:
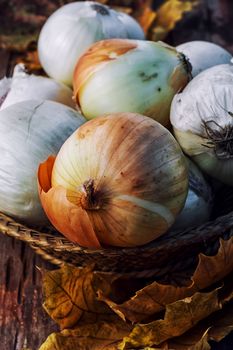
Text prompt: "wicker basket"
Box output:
[[1, 183, 233, 279]]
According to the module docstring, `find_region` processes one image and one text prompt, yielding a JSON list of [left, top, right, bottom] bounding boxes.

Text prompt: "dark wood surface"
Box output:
[[0, 48, 58, 350], [0, 234, 57, 350], [0, 1, 233, 349]]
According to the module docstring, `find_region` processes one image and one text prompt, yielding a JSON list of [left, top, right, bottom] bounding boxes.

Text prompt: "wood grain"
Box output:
[[0, 49, 10, 78], [0, 234, 57, 350]]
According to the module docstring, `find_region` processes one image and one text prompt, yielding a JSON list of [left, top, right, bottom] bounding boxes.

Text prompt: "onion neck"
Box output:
[[80, 179, 102, 210], [91, 3, 109, 16], [178, 52, 192, 80]]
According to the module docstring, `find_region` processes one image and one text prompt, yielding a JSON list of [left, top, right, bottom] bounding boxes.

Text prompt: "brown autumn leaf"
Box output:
[[133, 0, 157, 34], [0, 34, 38, 52], [119, 288, 222, 348], [152, 273, 233, 349], [15, 50, 42, 73], [42, 264, 117, 330], [39, 272, 233, 350], [119, 275, 233, 349], [161, 301, 233, 349], [151, 0, 198, 41], [38, 320, 132, 350], [98, 237, 233, 323]]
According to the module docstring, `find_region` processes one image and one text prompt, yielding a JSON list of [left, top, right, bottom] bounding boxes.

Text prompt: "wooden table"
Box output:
[[0, 1, 233, 348], [0, 49, 57, 350]]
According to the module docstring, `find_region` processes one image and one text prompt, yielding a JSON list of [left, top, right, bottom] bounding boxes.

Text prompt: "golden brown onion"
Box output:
[[38, 113, 188, 248]]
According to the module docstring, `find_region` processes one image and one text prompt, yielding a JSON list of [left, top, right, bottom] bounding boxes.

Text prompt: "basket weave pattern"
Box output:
[[1, 209, 233, 278]]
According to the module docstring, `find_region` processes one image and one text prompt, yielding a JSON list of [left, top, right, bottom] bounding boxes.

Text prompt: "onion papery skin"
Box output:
[[38, 1, 144, 86], [0, 100, 85, 225], [171, 159, 213, 231], [0, 64, 75, 110], [38, 113, 188, 248], [73, 39, 191, 126], [170, 63, 233, 186], [177, 41, 232, 77]]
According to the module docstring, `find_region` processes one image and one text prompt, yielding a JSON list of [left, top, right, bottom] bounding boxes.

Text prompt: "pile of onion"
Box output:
[[2, 2, 228, 251], [38, 113, 188, 248]]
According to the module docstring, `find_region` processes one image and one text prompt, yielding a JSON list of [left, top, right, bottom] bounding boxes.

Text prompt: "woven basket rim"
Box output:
[[1, 210, 233, 277], [1, 209, 233, 252]]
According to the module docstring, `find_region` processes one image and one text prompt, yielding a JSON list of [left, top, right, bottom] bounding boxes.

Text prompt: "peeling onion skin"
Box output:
[[0, 64, 75, 110], [73, 39, 191, 126], [38, 156, 101, 248], [38, 113, 188, 248]]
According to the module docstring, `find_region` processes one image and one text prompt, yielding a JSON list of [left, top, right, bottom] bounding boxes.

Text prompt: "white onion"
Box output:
[[0, 100, 85, 224], [0, 64, 75, 110], [170, 63, 233, 185], [176, 40, 232, 77], [38, 1, 145, 86], [172, 159, 213, 230]]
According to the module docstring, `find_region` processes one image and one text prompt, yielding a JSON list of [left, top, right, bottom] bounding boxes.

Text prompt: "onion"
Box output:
[[73, 39, 191, 126], [0, 100, 85, 224], [177, 40, 232, 77], [170, 63, 233, 185], [38, 1, 144, 86], [38, 113, 188, 248], [0, 64, 75, 110], [171, 159, 213, 230]]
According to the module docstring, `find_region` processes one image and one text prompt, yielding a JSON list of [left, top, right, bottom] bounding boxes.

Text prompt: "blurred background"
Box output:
[[0, 0, 233, 77]]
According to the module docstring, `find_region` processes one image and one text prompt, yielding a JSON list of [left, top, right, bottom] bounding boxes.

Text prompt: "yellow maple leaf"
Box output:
[[152, 0, 198, 41], [42, 264, 116, 330]]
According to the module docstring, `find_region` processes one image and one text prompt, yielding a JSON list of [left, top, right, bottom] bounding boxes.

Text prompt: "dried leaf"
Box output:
[[42, 264, 115, 330], [0, 0, 57, 52], [15, 50, 42, 73], [134, 0, 157, 34], [157, 0, 196, 31], [152, 0, 198, 41], [98, 281, 193, 323], [0, 0, 198, 52], [0, 34, 38, 52], [120, 276, 233, 349], [98, 237, 233, 323], [40, 275, 233, 350], [120, 288, 221, 348], [208, 303, 233, 342], [39, 320, 132, 350], [192, 238, 233, 289], [164, 329, 212, 350], [162, 301, 233, 349]]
